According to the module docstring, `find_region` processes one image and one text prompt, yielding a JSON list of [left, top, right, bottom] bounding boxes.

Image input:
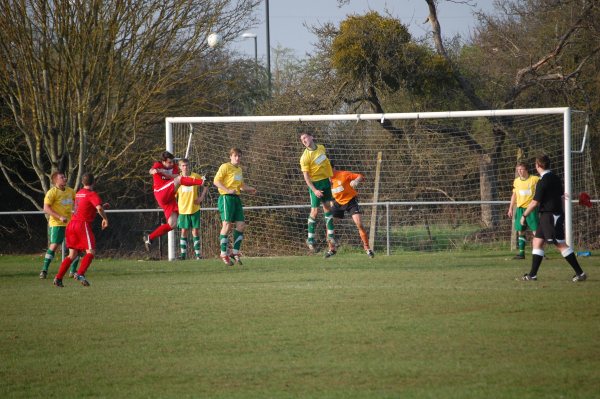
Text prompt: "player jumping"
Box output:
[[299, 130, 336, 257], [330, 163, 374, 258], [144, 151, 204, 250]]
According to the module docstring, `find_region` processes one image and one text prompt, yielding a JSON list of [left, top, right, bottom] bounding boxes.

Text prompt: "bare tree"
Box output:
[[425, 0, 599, 108], [422, 0, 599, 226], [0, 0, 259, 209]]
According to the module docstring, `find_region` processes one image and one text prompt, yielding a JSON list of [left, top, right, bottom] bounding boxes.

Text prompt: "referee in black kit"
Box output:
[[519, 154, 587, 282]]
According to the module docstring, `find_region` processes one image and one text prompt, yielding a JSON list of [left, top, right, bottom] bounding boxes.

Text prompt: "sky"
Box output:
[[233, 0, 498, 61]]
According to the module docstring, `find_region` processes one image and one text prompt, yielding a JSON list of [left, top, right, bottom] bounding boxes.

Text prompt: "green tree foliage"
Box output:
[[331, 11, 454, 99]]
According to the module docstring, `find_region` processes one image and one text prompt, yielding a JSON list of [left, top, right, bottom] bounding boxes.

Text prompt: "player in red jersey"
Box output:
[[53, 173, 109, 287], [143, 151, 204, 250]]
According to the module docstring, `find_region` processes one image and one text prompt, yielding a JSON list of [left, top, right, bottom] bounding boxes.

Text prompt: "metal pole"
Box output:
[[253, 36, 257, 64], [165, 120, 176, 261], [265, 0, 271, 95], [563, 108, 573, 247], [386, 202, 390, 256]]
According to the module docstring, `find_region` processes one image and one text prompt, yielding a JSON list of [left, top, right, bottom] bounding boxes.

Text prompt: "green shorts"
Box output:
[[514, 207, 539, 232], [177, 210, 201, 229], [48, 226, 66, 245], [218, 195, 244, 223], [309, 178, 333, 208]]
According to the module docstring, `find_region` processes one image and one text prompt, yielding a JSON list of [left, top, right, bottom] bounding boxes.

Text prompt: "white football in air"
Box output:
[[207, 33, 220, 48]]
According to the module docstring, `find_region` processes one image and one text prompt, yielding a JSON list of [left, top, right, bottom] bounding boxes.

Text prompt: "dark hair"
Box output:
[[161, 151, 175, 161], [535, 154, 550, 170], [229, 148, 242, 156], [82, 173, 95, 186], [298, 126, 316, 138]]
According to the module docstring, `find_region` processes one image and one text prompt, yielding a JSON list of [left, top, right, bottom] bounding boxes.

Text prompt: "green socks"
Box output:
[[180, 237, 187, 259], [233, 230, 243, 253], [307, 216, 316, 244], [42, 249, 55, 271], [324, 211, 335, 241], [193, 236, 201, 258], [518, 235, 526, 255]]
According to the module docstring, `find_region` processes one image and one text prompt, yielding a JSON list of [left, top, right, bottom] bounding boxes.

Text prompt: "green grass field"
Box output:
[[1, 251, 598, 398]]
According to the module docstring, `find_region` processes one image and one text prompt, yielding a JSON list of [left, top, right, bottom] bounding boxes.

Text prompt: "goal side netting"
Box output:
[[164, 108, 597, 260]]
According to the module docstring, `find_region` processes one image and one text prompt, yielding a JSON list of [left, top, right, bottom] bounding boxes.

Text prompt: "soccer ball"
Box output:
[[207, 33, 220, 48]]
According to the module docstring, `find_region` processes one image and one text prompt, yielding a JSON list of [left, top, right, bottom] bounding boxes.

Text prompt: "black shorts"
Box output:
[[331, 197, 361, 219], [535, 212, 565, 243]]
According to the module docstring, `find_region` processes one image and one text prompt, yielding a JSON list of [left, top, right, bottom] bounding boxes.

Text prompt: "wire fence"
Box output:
[[1, 200, 598, 260]]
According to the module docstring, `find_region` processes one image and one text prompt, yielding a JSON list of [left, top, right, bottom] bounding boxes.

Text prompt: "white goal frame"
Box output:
[[165, 107, 576, 261]]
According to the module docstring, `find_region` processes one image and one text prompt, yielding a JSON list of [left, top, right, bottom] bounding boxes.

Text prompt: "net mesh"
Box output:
[[168, 111, 598, 258]]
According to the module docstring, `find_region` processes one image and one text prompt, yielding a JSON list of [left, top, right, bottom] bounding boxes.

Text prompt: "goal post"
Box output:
[[163, 107, 594, 260]]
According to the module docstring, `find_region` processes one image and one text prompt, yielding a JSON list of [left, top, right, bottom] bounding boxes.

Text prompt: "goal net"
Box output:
[[165, 108, 597, 260]]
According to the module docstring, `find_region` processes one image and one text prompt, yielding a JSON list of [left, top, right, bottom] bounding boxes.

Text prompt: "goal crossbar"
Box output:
[[166, 107, 570, 124]]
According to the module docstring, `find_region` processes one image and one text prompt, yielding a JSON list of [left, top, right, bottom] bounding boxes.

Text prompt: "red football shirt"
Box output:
[[152, 161, 180, 190], [71, 188, 103, 223]]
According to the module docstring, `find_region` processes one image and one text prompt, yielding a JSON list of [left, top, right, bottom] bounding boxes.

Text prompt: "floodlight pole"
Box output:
[[265, 0, 271, 95]]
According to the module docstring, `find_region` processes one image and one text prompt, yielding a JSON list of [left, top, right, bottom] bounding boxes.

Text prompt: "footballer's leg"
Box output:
[[352, 213, 373, 258], [145, 208, 177, 250], [322, 202, 336, 258], [219, 222, 233, 266], [193, 233, 201, 260], [515, 231, 526, 260], [54, 249, 78, 287], [306, 207, 318, 251], [232, 221, 245, 265], [179, 228, 188, 260], [74, 251, 94, 287], [218, 196, 234, 265], [68, 256, 81, 278], [191, 214, 202, 260], [41, 230, 61, 278]]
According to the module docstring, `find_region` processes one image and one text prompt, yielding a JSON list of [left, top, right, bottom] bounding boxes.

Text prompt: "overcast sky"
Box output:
[[233, 0, 497, 60]]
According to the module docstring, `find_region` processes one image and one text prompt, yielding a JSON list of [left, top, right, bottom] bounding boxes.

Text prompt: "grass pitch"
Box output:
[[1, 251, 599, 398]]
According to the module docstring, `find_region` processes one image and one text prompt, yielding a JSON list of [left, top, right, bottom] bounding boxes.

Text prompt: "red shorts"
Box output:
[[154, 181, 178, 220], [66, 220, 95, 251]]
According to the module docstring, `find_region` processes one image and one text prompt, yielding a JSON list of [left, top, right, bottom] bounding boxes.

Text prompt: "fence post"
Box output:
[[369, 151, 383, 251]]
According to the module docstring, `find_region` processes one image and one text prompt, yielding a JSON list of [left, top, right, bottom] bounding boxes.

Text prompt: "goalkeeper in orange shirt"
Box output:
[[330, 163, 374, 258]]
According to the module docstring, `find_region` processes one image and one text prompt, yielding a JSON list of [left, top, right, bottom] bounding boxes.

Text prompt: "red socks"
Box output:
[[180, 176, 204, 186], [149, 223, 173, 241], [77, 253, 95, 276], [56, 257, 73, 279]]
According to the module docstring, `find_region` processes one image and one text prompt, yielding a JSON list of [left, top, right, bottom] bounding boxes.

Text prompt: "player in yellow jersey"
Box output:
[[213, 148, 256, 266], [299, 130, 336, 258], [176, 159, 208, 260], [39, 172, 79, 279], [507, 162, 540, 259]]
